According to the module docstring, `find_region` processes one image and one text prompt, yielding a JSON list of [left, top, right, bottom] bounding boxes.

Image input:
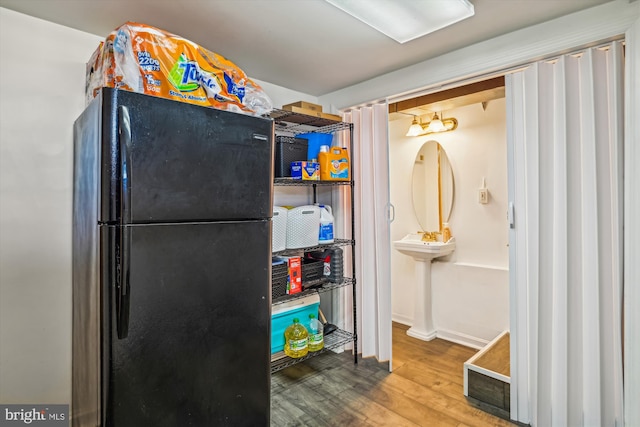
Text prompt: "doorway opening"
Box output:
[[387, 75, 511, 419]]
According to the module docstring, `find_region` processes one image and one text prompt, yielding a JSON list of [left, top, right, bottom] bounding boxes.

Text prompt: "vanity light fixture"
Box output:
[[324, 0, 475, 44], [406, 112, 458, 137], [406, 116, 425, 137]]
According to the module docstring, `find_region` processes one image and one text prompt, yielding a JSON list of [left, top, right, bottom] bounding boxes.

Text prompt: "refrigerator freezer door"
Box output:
[[99, 88, 274, 224], [103, 220, 271, 426]]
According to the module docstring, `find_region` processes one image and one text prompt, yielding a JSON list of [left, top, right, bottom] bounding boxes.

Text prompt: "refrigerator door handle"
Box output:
[[118, 106, 132, 224], [116, 226, 131, 339], [117, 106, 132, 339]]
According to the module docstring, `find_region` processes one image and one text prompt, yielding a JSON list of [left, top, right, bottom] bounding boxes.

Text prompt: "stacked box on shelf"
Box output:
[[281, 101, 342, 121], [301, 257, 324, 283], [274, 136, 308, 178], [271, 261, 288, 300]]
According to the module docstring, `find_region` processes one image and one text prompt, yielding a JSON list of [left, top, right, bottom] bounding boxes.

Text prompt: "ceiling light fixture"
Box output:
[[324, 0, 475, 44], [406, 113, 458, 137]]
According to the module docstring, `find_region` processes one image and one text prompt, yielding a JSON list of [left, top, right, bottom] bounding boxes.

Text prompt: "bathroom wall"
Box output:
[[389, 98, 509, 348], [0, 7, 317, 404]]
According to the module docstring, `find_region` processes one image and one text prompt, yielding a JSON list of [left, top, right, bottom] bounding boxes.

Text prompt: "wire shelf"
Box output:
[[269, 108, 353, 134], [270, 328, 355, 373], [273, 239, 354, 257], [274, 178, 353, 186], [272, 278, 354, 306]]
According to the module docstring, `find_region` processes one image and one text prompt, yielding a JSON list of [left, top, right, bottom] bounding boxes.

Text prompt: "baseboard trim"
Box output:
[[436, 329, 489, 350], [392, 319, 490, 350], [391, 314, 413, 327]]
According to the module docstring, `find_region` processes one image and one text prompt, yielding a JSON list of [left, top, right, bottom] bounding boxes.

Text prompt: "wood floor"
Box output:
[[271, 322, 516, 426]]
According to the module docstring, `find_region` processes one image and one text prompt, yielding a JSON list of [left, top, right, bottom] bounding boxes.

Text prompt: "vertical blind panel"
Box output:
[[564, 52, 585, 427], [347, 103, 392, 362], [511, 40, 623, 426], [371, 103, 392, 361], [359, 108, 377, 357], [595, 43, 624, 426], [609, 41, 624, 426], [550, 55, 569, 427], [523, 63, 543, 427], [577, 48, 603, 427], [536, 60, 555, 427], [506, 71, 532, 422], [593, 46, 615, 427]]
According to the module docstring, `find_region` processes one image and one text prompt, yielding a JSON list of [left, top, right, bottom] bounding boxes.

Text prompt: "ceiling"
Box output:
[[0, 0, 613, 97]]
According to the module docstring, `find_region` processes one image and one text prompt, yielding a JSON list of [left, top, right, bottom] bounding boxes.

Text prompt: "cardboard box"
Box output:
[[282, 101, 323, 112], [282, 105, 342, 122], [286, 256, 302, 294], [291, 161, 320, 180]]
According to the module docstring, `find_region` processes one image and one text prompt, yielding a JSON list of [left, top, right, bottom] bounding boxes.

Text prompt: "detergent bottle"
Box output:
[[318, 205, 334, 244], [319, 147, 350, 181]]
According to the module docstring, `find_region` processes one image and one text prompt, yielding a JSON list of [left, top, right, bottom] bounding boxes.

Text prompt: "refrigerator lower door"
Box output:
[[103, 220, 271, 427]]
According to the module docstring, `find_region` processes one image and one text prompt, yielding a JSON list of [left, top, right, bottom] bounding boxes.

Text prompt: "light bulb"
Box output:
[[406, 118, 424, 137], [426, 113, 446, 133]]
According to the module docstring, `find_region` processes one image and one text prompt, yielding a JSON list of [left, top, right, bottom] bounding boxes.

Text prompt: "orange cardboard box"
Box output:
[[286, 257, 302, 294]]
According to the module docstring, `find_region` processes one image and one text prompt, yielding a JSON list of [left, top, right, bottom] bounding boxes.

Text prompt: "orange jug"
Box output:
[[319, 147, 350, 181]]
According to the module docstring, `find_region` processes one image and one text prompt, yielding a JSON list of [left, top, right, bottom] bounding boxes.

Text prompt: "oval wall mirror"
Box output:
[[411, 140, 455, 232]]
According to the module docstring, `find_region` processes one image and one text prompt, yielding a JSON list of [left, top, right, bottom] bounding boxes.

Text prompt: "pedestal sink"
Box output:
[[393, 234, 456, 341]]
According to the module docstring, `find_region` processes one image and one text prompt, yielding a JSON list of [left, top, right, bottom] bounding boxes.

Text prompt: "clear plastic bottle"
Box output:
[[307, 314, 324, 352], [284, 318, 309, 358]]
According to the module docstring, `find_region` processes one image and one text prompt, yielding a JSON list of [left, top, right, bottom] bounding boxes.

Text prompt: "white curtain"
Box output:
[[507, 41, 624, 426], [342, 103, 392, 363]]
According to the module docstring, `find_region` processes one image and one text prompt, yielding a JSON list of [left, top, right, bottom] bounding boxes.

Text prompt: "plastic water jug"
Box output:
[[307, 314, 324, 352], [318, 205, 334, 244]]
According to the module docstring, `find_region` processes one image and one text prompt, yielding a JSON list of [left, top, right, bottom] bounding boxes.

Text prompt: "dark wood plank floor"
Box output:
[[271, 322, 517, 426]]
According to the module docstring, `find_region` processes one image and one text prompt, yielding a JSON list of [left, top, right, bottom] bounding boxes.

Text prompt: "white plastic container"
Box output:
[[272, 206, 288, 252], [318, 204, 334, 244], [286, 205, 321, 249]]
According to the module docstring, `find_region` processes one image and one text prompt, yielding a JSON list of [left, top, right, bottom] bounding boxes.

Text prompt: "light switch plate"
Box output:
[[478, 188, 488, 204]]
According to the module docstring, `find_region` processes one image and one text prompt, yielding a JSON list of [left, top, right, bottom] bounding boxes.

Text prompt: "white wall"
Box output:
[[390, 99, 509, 347], [0, 8, 103, 404], [0, 7, 316, 404], [252, 78, 320, 112]]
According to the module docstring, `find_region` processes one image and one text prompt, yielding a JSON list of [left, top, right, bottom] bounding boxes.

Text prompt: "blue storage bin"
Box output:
[[297, 132, 333, 161], [271, 293, 320, 354]]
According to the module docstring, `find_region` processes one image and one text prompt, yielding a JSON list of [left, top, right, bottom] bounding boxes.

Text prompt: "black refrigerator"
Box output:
[[72, 88, 274, 426]]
